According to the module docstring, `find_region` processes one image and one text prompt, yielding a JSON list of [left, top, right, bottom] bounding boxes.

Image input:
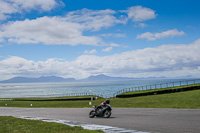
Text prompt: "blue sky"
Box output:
[[0, 0, 200, 80]]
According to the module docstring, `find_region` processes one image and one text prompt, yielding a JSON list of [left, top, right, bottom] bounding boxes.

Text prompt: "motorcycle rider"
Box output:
[[89, 99, 112, 118], [95, 99, 110, 111], [101, 99, 110, 106]]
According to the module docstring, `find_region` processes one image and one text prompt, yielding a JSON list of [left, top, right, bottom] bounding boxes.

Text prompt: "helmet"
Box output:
[[105, 99, 110, 104]]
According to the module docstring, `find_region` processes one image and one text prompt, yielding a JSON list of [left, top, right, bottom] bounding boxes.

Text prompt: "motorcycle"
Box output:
[[89, 104, 112, 118]]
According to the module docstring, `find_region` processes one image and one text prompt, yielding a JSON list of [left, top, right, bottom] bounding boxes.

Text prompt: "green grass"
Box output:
[[111, 90, 200, 109], [0, 90, 200, 109], [118, 83, 200, 95], [0, 116, 103, 133], [0, 99, 105, 108]]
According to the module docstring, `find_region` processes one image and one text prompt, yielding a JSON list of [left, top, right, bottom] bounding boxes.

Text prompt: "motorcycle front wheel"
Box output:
[[103, 110, 111, 118], [89, 110, 96, 118]]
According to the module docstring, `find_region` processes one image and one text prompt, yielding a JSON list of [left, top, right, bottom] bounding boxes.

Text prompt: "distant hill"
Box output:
[[0, 74, 166, 83], [0, 76, 76, 83], [81, 74, 137, 81]]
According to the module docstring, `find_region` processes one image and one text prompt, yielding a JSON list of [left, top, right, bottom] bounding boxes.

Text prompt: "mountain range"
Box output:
[[0, 76, 76, 83], [0, 74, 139, 83], [0, 74, 195, 83]]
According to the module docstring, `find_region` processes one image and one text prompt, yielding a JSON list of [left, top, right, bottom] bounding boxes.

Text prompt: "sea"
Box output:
[[0, 78, 199, 98]]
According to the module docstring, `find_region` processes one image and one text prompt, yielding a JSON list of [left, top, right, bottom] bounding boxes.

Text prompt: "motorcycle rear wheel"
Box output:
[[89, 110, 96, 118]]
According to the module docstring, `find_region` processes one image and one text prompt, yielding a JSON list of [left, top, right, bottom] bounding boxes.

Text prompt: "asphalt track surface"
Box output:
[[0, 107, 200, 133]]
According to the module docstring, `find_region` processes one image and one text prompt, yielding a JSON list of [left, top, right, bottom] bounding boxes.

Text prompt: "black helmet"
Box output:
[[105, 99, 110, 104]]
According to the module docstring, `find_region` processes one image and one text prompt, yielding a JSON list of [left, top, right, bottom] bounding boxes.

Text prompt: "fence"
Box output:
[[0, 99, 14, 101], [113, 79, 200, 97], [62, 92, 103, 97]]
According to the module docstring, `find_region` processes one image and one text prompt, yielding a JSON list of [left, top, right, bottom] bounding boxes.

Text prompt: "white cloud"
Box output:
[[100, 33, 126, 38], [84, 49, 97, 54], [134, 23, 147, 28], [102, 47, 113, 52], [124, 6, 156, 22], [0, 16, 102, 46], [137, 29, 185, 41], [0, 39, 200, 80], [0, 0, 61, 20], [0, 32, 3, 42], [109, 43, 121, 47], [65, 8, 125, 31], [12, 0, 59, 11], [0, 0, 18, 20], [0, 6, 157, 46], [0, 8, 128, 46]]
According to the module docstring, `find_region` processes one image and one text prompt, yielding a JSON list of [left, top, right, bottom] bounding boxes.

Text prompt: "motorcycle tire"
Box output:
[[89, 110, 96, 118], [103, 110, 111, 118]]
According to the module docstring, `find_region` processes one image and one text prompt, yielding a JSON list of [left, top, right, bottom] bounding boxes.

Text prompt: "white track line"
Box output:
[[15, 116, 151, 133]]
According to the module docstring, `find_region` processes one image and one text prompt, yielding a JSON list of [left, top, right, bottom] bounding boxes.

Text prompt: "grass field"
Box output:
[[0, 90, 200, 109], [111, 89, 200, 108], [117, 83, 200, 95], [0, 116, 103, 133]]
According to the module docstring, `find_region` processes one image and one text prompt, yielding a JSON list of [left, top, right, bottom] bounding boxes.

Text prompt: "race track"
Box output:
[[0, 107, 200, 133]]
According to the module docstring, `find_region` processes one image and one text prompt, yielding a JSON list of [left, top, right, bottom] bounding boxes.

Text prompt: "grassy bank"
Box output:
[[0, 90, 200, 109], [0, 116, 103, 133], [117, 83, 200, 95], [111, 90, 200, 109]]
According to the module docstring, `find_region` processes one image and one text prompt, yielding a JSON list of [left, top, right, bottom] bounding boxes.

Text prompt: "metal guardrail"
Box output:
[[0, 99, 14, 101], [0, 93, 103, 99], [62, 92, 103, 98], [113, 79, 200, 97]]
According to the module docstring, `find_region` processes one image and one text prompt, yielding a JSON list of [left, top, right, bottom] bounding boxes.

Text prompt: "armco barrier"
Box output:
[[116, 85, 200, 98], [55, 92, 103, 98], [15, 97, 98, 101], [0, 99, 14, 101], [113, 79, 200, 97]]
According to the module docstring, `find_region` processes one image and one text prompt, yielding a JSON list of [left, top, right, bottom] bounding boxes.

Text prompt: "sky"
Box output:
[[0, 0, 200, 80]]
